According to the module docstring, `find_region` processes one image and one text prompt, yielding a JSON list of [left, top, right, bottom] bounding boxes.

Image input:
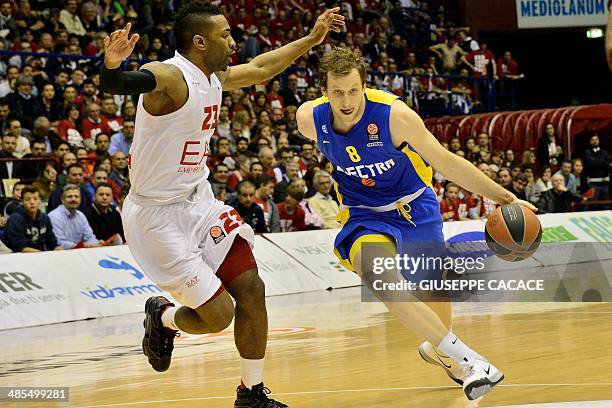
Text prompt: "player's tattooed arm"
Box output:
[[296, 101, 317, 142], [389, 100, 536, 211], [216, 8, 344, 91]]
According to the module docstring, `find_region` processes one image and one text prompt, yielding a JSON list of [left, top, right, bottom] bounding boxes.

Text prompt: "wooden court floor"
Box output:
[[1, 287, 612, 408]]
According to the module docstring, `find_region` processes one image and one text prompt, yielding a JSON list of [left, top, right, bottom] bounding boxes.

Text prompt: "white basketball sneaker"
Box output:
[[418, 341, 464, 385], [461, 359, 504, 400]]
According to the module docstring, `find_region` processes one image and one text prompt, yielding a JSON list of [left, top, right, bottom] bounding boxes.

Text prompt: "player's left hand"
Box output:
[[308, 7, 345, 44], [511, 198, 537, 212]]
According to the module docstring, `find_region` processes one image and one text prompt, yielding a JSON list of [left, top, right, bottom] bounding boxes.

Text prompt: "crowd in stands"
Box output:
[[0, 0, 609, 253]]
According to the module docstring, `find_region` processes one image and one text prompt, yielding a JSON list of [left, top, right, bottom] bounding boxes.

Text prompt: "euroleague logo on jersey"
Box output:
[[210, 226, 226, 244], [366, 122, 383, 147]]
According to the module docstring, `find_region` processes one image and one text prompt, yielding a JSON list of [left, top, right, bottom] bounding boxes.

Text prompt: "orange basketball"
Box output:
[[485, 204, 542, 262]]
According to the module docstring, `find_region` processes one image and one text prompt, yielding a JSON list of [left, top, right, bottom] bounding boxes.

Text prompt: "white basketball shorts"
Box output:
[[122, 181, 255, 308]]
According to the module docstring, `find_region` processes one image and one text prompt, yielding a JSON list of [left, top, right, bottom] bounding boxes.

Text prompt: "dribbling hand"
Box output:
[[103, 22, 140, 69]]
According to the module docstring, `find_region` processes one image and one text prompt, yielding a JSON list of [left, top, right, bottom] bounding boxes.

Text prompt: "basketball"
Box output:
[[484, 204, 542, 262]]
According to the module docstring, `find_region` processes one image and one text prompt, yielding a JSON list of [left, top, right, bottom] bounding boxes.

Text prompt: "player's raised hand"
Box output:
[[103, 22, 140, 69], [308, 7, 345, 45]]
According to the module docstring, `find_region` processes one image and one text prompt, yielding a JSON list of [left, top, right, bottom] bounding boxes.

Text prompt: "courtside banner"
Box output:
[[516, 0, 609, 28], [252, 236, 327, 295], [0, 246, 170, 331], [263, 230, 362, 289]]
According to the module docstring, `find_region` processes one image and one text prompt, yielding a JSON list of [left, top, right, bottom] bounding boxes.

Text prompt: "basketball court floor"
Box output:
[[2, 276, 612, 407]]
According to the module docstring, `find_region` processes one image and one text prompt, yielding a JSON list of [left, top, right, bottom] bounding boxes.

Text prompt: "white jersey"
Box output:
[[129, 51, 222, 203]]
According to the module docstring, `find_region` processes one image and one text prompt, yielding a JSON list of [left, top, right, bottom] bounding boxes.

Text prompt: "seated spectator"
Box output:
[[211, 163, 231, 194], [273, 161, 301, 203], [554, 160, 577, 195], [1, 134, 24, 183], [208, 137, 235, 170], [20, 139, 49, 180], [100, 96, 123, 133], [249, 162, 264, 180], [84, 183, 125, 244], [277, 184, 306, 232], [108, 119, 135, 156], [57, 151, 77, 186], [259, 146, 276, 174], [48, 164, 92, 212], [4, 186, 61, 252], [307, 171, 340, 229], [227, 155, 251, 191], [440, 183, 460, 221], [7, 75, 42, 130], [229, 181, 268, 233], [497, 167, 512, 188], [505, 173, 528, 201], [253, 174, 281, 232], [6, 119, 31, 159], [236, 136, 250, 156], [537, 174, 583, 213], [530, 166, 553, 203], [49, 184, 101, 249], [90, 133, 111, 161], [2, 181, 25, 217], [82, 102, 113, 150], [109, 151, 129, 191], [31, 161, 57, 205], [58, 104, 85, 148]]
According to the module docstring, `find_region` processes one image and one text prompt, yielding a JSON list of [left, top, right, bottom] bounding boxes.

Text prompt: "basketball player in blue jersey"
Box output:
[[297, 48, 537, 400]]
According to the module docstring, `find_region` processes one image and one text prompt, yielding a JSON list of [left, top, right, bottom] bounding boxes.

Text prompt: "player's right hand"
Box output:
[[103, 22, 140, 69]]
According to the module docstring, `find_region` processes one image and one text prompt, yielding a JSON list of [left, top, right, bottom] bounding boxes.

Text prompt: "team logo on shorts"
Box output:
[[210, 226, 226, 244]]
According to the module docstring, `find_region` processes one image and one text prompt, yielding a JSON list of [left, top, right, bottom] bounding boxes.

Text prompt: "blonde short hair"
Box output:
[[318, 48, 367, 89]]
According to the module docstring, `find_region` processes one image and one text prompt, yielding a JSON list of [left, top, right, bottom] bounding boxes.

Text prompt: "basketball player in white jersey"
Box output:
[[100, 3, 344, 407]]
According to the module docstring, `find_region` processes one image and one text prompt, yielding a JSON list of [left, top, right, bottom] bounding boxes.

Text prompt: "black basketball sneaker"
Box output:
[[234, 383, 289, 407], [142, 296, 178, 372]]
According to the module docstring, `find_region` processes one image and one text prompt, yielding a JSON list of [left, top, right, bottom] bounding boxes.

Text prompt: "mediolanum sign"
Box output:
[[516, 0, 609, 28]]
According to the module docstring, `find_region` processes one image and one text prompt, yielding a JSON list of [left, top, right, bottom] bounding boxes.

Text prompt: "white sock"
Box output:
[[437, 331, 481, 364], [241, 358, 264, 389], [160, 306, 179, 331]]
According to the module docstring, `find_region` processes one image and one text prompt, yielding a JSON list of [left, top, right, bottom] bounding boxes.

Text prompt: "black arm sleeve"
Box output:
[[99, 63, 157, 95]]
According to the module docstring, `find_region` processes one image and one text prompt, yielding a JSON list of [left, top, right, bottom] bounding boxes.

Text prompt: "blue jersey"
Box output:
[[313, 88, 433, 208]]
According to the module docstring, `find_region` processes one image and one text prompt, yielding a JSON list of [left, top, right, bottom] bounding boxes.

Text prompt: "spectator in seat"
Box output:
[[537, 174, 583, 213], [476, 132, 489, 152], [84, 183, 125, 244], [82, 102, 112, 150], [0, 134, 24, 181], [85, 167, 110, 202], [536, 123, 562, 170], [298, 141, 317, 173], [505, 173, 528, 201], [4, 186, 61, 252], [521, 150, 537, 171], [30, 116, 56, 154], [6, 119, 31, 159], [236, 136, 250, 157], [249, 162, 264, 180], [211, 163, 232, 194], [230, 181, 268, 233], [58, 104, 84, 148], [100, 96, 123, 133], [216, 105, 231, 139], [109, 151, 129, 191], [307, 170, 340, 229], [571, 158, 587, 195], [497, 167, 512, 188], [59, 0, 86, 36], [49, 184, 101, 249], [208, 137, 235, 170], [48, 164, 92, 212], [258, 146, 276, 174], [90, 133, 110, 161], [32, 161, 57, 204], [227, 155, 250, 191], [279, 73, 303, 108], [20, 139, 48, 180], [278, 183, 306, 232], [2, 181, 25, 217], [440, 183, 460, 221], [108, 119, 134, 156], [75, 79, 100, 112], [530, 166, 553, 204], [253, 174, 280, 232], [583, 133, 610, 209], [554, 160, 577, 195], [39, 84, 63, 124], [57, 151, 77, 185], [274, 161, 301, 203], [271, 147, 296, 183], [6, 75, 42, 130]]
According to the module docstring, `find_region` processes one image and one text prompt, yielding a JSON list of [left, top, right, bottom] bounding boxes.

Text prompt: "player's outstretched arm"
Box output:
[[389, 100, 537, 211], [296, 101, 317, 141], [217, 8, 345, 91], [100, 22, 176, 96]]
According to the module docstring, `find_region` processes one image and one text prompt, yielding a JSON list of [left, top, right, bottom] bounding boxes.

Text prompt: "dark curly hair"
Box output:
[[174, 2, 223, 53]]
